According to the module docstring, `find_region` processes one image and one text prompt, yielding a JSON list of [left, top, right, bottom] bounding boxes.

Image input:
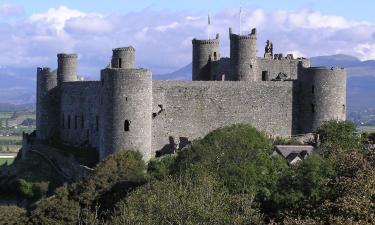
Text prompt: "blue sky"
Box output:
[[6, 0, 375, 22], [0, 1, 374, 76]]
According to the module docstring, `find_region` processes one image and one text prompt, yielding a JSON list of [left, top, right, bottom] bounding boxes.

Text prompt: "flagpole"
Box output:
[[239, 7, 242, 35], [208, 14, 211, 39]]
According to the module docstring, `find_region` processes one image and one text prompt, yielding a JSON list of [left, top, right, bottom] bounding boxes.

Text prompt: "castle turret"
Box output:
[[299, 67, 346, 133], [111, 47, 135, 69], [229, 28, 258, 81], [57, 53, 77, 85], [192, 34, 220, 81], [100, 49, 152, 160], [36, 67, 58, 140]]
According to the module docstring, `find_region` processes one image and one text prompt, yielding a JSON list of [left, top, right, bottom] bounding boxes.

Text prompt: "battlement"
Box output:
[[230, 33, 256, 40], [192, 38, 220, 45], [37, 67, 52, 73], [305, 66, 346, 72], [113, 46, 135, 52], [57, 53, 78, 58]]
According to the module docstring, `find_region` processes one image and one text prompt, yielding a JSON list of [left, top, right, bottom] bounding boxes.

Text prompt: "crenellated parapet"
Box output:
[[298, 66, 346, 133], [36, 67, 58, 140], [192, 34, 220, 81], [229, 28, 258, 81], [111, 46, 135, 69], [57, 53, 78, 86]]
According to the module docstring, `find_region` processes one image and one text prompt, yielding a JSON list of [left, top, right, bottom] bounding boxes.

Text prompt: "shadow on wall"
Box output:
[[156, 136, 190, 157]]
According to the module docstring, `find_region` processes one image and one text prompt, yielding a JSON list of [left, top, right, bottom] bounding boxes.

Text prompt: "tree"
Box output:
[[28, 185, 81, 225], [111, 169, 263, 225], [174, 124, 288, 198], [72, 150, 147, 212], [0, 206, 28, 225], [317, 120, 362, 156]]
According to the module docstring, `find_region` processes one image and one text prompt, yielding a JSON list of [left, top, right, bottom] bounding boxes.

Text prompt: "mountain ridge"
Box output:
[[1, 54, 375, 112]]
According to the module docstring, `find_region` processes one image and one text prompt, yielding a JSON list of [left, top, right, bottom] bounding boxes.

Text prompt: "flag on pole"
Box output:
[[239, 7, 243, 35]]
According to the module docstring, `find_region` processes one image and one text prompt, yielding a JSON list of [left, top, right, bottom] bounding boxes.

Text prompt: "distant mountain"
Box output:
[[154, 63, 191, 80], [0, 54, 375, 112]]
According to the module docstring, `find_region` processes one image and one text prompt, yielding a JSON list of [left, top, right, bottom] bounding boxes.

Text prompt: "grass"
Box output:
[[0, 136, 22, 141], [0, 136, 22, 146], [358, 126, 375, 133], [0, 145, 21, 152], [0, 157, 14, 165], [0, 112, 13, 119]]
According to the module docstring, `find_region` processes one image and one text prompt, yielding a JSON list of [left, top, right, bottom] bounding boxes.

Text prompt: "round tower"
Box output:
[[229, 28, 258, 81], [299, 67, 346, 133], [111, 47, 135, 69], [192, 34, 220, 81], [36, 67, 58, 140], [100, 68, 152, 161], [57, 53, 77, 85]]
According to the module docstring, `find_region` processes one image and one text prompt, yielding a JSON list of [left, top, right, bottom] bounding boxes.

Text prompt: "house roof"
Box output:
[[274, 145, 314, 158]]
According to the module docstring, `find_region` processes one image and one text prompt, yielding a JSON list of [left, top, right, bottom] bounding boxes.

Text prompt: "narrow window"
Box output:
[[311, 104, 315, 113], [262, 71, 268, 81], [74, 115, 78, 129], [118, 58, 122, 68], [68, 115, 71, 129], [101, 78, 104, 86], [125, 97, 128, 102], [81, 114, 84, 129], [214, 52, 217, 60], [96, 116, 99, 131], [62, 114, 65, 128], [312, 85, 315, 94], [124, 120, 130, 132], [342, 104, 346, 113]]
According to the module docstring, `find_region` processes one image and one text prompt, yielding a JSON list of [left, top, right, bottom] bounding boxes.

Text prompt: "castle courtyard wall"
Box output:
[[60, 81, 101, 148], [151, 80, 297, 155]]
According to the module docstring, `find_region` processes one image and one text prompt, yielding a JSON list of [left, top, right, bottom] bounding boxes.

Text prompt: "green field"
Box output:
[[0, 136, 22, 153], [357, 126, 375, 133], [0, 112, 13, 119], [0, 157, 14, 165]]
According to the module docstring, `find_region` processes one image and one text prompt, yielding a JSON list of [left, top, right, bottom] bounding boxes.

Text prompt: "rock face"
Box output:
[[35, 28, 347, 161]]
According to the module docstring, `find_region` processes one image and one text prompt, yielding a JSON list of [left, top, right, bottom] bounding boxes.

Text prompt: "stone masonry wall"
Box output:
[[151, 80, 296, 156], [60, 81, 101, 148]]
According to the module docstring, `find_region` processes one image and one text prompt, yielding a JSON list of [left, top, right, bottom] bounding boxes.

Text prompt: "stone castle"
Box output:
[[36, 28, 346, 161]]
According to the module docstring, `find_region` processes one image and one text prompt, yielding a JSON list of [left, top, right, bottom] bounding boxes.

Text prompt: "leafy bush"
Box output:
[[28, 185, 81, 225], [17, 178, 34, 199], [317, 120, 362, 156], [111, 168, 263, 225], [32, 181, 50, 200], [147, 155, 176, 179], [0, 206, 28, 225], [72, 150, 147, 211], [174, 124, 288, 197]]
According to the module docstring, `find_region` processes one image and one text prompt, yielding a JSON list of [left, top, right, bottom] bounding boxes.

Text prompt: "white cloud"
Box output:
[[1, 5, 375, 77], [354, 43, 375, 61], [29, 6, 87, 32], [155, 22, 179, 32], [186, 16, 201, 21]]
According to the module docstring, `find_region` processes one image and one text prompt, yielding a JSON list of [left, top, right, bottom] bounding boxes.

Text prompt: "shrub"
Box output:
[[72, 150, 147, 210], [28, 185, 81, 225], [111, 169, 263, 225], [317, 120, 362, 156], [17, 178, 34, 199], [147, 155, 176, 179], [174, 124, 288, 197], [0, 206, 28, 225]]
